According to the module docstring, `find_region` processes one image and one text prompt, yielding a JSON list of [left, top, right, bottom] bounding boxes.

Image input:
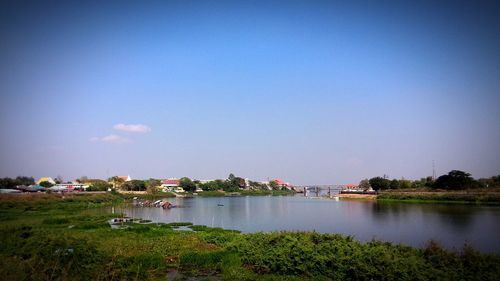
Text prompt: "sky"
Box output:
[[1, 0, 499, 185]]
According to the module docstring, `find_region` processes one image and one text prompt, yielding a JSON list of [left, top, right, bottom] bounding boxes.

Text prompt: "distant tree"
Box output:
[[433, 170, 477, 190], [0, 177, 16, 189], [478, 175, 500, 188], [249, 181, 267, 190], [108, 176, 125, 189], [121, 180, 146, 191], [15, 176, 35, 186], [39, 181, 54, 188], [145, 178, 160, 188], [359, 179, 371, 191], [86, 180, 112, 191], [179, 177, 196, 192], [145, 178, 161, 193], [77, 176, 88, 183], [424, 176, 434, 187], [399, 179, 412, 189], [369, 177, 391, 191], [389, 179, 400, 189], [54, 175, 63, 184], [269, 181, 279, 190]]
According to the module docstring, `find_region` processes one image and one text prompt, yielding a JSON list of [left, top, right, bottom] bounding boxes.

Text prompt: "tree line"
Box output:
[[361, 170, 500, 191]]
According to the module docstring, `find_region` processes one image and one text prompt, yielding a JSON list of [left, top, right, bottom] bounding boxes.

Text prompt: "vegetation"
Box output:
[[39, 181, 54, 188], [377, 190, 500, 204], [365, 171, 500, 192], [120, 180, 147, 191], [433, 170, 480, 190], [84, 179, 112, 191], [0, 176, 35, 189], [1, 193, 499, 280], [179, 177, 196, 192]]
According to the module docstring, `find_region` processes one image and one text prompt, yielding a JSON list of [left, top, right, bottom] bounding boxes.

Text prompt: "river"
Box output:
[[110, 195, 500, 253]]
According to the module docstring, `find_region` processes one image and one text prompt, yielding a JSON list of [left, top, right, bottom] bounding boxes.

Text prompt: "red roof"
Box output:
[[272, 179, 290, 186], [161, 179, 180, 185]]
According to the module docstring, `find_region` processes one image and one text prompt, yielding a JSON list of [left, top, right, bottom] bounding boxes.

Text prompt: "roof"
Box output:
[[272, 179, 290, 186], [161, 179, 180, 185], [117, 175, 131, 181], [37, 177, 55, 184]]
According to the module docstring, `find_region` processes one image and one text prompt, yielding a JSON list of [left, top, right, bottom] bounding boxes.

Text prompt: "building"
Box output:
[[36, 177, 56, 185], [52, 183, 89, 191], [272, 179, 292, 189], [160, 178, 180, 192], [117, 175, 132, 182]]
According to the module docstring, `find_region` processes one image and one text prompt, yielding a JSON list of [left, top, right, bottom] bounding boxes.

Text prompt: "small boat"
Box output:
[[217, 204, 224, 206]]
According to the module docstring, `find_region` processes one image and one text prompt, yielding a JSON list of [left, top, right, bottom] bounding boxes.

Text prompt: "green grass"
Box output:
[[1, 193, 499, 280], [377, 191, 500, 204]]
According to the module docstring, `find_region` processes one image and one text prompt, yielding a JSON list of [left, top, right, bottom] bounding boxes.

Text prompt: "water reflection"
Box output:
[[109, 196, 500, 253]]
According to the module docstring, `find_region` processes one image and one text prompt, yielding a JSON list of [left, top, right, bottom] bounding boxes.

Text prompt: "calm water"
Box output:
[[111, 196, 500, 253]]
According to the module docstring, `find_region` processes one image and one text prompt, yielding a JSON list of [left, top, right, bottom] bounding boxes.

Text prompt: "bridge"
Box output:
[[293, 185, 344, 197]]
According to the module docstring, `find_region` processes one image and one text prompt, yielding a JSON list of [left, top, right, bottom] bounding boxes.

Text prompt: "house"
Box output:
[[272, 179, 292, 189], [37, 177, 56, 185], [53, 183, 89, 191], [160, 178, 180, 192], [117, 175, 132, 182]]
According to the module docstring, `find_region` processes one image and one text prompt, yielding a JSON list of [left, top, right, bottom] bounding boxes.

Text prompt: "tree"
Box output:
[[369, 177, 391, 191], [0, 177, 16, 189], [54, 175, 63, 184], [108, 176, 125, 189], [389, 179, 400, 189], [15, 176, 35, 186], [359, 179, 371, 191], [121, 180, 146, 191], [77, 176, 88, 183], [399, 179, 412, 189], [179, 177, 196, 192], [433, 170, 477, 190], [39, 181, 54, 188], [269, 181, 279, 190], [86, 180, 112, 191]]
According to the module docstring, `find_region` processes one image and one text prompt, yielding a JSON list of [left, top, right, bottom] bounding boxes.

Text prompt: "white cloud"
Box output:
[[113, 123, 151, 133], [89, 135, 131, 144]]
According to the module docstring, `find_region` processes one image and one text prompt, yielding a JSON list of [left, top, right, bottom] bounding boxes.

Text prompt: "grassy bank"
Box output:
[[377, 190, 500, 204], [1, 193, 499, 280]]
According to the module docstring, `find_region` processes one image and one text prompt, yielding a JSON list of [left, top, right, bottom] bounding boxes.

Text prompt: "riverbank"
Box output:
[[338, 193, 377, 200], [377, 189, 500, 204], [1, 193, 499, 280]]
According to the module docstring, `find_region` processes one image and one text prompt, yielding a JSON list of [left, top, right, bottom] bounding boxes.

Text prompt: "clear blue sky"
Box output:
[[1, 0, 499, 184]]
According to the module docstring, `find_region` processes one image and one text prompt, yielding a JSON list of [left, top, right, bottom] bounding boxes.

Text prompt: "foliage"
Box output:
[[358, 179, 371, 190], [85, 180, 112, 191], [377, 191, 500, 204], [269, 181, 279, 190], [108, 176, 125, 189], [478, 175, 500, 188], [180, 177, 196, 192], [39, 181, 54, 188], [144, 178, 161, 193], [227, 232, 500, 280], [434, 170, 479, 190], [0, 176, 35, 189], [369, 177, 391, 191], [120, 180, 146, 191]]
